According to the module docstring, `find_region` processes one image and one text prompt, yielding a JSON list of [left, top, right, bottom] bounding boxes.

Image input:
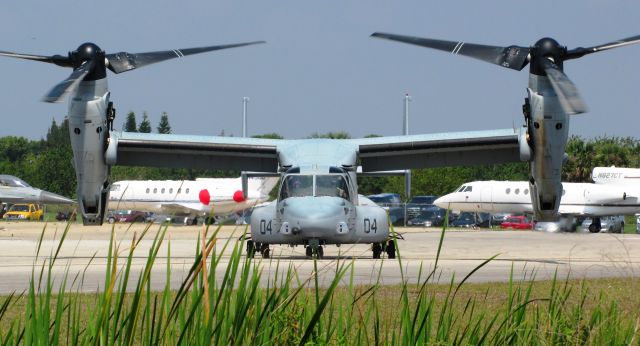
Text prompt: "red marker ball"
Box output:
[[233, 190, 245, 203], [199, 189, 210, 205]]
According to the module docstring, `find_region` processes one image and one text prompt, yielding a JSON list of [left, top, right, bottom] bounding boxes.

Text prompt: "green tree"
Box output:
[[309, 131, 351, 139], [252, 133, 284, 139], [138, 112, 152, 133], [124, 111, 137, 132], [157, 112, 171, 134]]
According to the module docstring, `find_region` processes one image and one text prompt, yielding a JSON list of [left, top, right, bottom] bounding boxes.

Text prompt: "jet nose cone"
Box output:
[[285, 197, 345, 220], [39, 191, 75, 205], [434, 195, 449, 208]]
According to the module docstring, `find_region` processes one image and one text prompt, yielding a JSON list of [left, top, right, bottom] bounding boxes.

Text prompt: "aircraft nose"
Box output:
[[39, 191, 75, 205], [285, 197, 344, 220], [434, 195, 450, 208]]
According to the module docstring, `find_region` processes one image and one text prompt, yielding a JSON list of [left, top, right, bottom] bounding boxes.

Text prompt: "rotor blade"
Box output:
[[566, 34, 640, 59], [541, 59, 587, 115], [105, 41, 266, 74], [371, 32, 530, 71], [42, 59, 96, 103], [0, 50, 71, 67]]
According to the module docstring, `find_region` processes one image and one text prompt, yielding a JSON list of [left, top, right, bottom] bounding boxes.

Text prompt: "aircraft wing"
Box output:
[[352, 128, 523, 171], [107, 132, 280, 172], [158, 203, 204, 216]]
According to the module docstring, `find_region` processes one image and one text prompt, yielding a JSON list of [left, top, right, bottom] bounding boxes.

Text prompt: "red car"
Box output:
[[500, 215, 534, 230]]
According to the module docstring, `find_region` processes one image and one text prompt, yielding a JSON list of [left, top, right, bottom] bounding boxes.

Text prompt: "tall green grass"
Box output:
[[0, 219, 638, 344]]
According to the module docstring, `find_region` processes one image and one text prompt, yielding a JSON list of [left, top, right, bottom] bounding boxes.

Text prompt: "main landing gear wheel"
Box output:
[[386, 240, 396, 259], [246, 240, 255, 258], [589, 218, 602, 233], [261, 245, 270, 259], [305, 246, 313, 258], [372, 243, 382, 259]]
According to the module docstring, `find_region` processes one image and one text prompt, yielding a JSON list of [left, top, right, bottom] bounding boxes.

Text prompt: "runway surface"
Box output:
[[0, 221, 638, 293]]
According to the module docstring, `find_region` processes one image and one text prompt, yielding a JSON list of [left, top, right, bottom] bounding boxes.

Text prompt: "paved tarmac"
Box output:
[[0, 221, 638, 293]]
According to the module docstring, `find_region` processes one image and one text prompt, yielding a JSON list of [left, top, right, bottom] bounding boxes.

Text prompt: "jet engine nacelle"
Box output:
[[584, 185, 629, 203], [525, 81, 568, 222], [68, 79, 111, 225]]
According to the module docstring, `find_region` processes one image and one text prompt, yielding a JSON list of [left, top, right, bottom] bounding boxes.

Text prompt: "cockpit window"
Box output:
[[463, 186, 473, 192], [110, 184, 121, 192], [0, 176, 30, 188], [315, 175, 349, 200], [280, 175, 313, 199], [279, 174, 350, 200], [457, 185, 466, 192]]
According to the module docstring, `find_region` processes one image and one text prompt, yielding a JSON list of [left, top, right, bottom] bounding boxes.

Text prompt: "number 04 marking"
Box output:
[[363, 218, 377, 233]]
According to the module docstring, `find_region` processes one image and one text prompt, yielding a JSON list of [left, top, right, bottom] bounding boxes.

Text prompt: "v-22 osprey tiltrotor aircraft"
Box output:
[[0, 32, 638, 259]]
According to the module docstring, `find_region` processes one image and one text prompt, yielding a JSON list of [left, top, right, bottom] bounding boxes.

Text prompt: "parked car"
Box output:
[[490, 213, 511, 226], [534, 217, 577, 232], [107, 210, 149, 224], [406, 208, 446, 227], [3, 203, 43, 221], [580, 216, 625, 233], [367, 193, 404, 226], [450, 212, 479, 228], [500, 215, 534, 230], [406, 195, 438, 219]]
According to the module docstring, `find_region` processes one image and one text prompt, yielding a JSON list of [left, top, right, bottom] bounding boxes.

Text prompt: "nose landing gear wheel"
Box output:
[[305, 245, 324, 259]]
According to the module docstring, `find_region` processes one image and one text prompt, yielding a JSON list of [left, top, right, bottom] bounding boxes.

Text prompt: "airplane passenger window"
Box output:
[[524, 189, 529, 195], [464, 186, 473, 192], [153, 188, 157, 193], [562, 189, 565, 196], [169, 188, 173, 194], [178, 188, 182, 194], [186, 188, 190, 194], [515, 188, 520, 194], [146, 188, 150, 194], [280, 175, 313, 199], [315, 175, 350, 200], [506, 188, 511, 194], [161, 188, 165, 194]]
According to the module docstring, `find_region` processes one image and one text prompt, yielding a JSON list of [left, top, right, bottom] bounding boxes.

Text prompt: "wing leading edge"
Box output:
[[353, 128, 523, 171], [107, 132, 280, 172]]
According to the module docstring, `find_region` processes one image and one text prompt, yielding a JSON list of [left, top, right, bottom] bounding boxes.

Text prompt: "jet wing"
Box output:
[[107, 132, 280, 172], [352, 129, 522, 171], [159, 203, 203, 216]]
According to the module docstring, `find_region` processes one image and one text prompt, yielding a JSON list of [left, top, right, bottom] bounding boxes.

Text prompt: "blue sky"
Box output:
[[0, 1, 638, 140]]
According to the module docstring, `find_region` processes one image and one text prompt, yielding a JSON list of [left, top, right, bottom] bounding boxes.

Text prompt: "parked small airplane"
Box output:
[[0, 174, 74, 205], [108, 177, 277, 225], [434, 168, 640, 232]]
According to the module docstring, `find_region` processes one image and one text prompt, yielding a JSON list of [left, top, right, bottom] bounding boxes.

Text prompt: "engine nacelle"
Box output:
[[525, 81, 568, 222], [353, 205, 389, 243], [68, 79, 111, 225]]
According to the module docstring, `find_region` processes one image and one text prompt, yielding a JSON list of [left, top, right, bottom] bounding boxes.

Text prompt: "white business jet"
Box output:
[[108, 177, 277, 224], [434, 167, 640, 232]]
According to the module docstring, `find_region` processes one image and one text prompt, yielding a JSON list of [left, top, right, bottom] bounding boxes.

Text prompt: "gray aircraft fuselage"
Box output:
[[0, 175, 74, 205]]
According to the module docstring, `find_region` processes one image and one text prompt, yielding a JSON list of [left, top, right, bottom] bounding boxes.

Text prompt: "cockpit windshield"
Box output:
[[280, 175, 313, 199], [279, 174, 350, 200], [315, 175, 349, 199], [0, 176, 30, 188]]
